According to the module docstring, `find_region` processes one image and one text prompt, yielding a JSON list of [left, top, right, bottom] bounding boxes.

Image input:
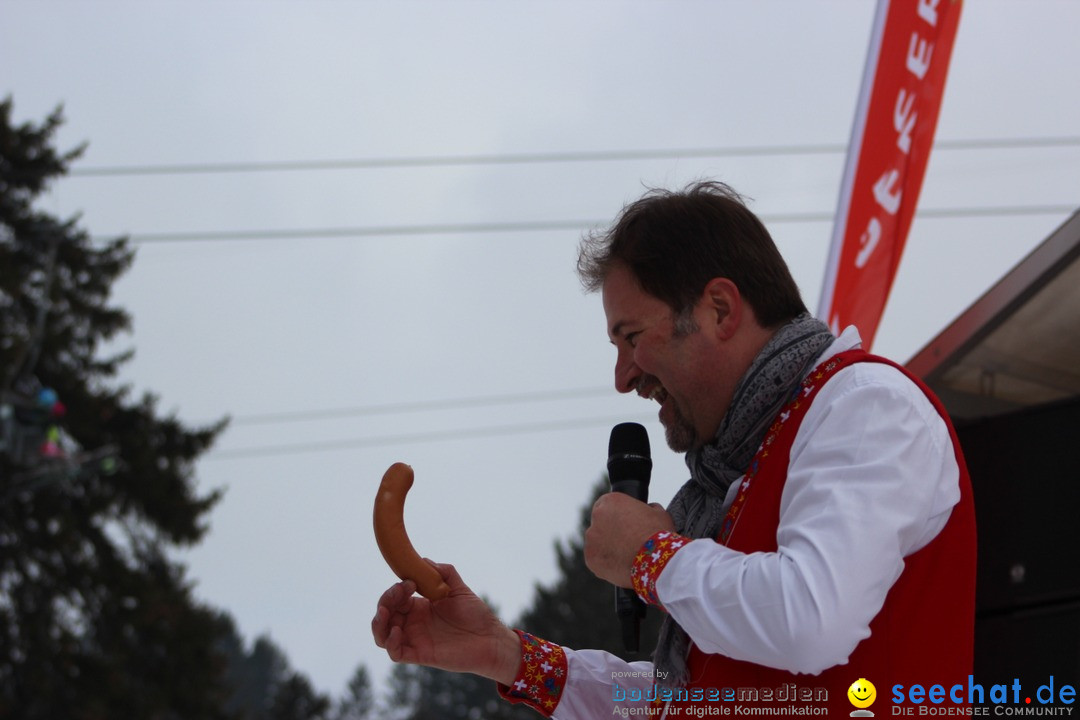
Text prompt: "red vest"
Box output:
[[676, 350, 976, 716]]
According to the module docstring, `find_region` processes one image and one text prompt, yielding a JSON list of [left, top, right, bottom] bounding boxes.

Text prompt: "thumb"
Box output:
[[425, 559, 467, 593]]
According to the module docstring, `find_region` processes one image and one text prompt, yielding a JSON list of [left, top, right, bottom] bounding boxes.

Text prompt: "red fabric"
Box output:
[[682, 350, 976, 716], [497, 629, 568, 717], [632, 530, 692, 610]]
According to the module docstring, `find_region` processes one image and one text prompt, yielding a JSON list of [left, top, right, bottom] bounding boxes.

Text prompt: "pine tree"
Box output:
[[333, 665, 375, 720], [214, 612, 338, 720], [385, 662, 516, 720], [0, 98, 233, 717], [268, 674, 331, 720]]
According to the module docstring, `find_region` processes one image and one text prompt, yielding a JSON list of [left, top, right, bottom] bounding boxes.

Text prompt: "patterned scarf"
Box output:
[[653, 312, 834, 687]]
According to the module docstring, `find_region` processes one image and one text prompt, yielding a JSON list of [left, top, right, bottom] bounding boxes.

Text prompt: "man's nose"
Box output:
[[614, 348, 640, 395]]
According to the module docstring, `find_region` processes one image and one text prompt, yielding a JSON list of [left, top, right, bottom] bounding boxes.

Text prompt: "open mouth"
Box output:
[[639, 380, 668, 405]]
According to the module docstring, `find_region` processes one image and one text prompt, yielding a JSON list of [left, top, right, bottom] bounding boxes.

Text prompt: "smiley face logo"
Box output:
[[848, 678, 877, 714]]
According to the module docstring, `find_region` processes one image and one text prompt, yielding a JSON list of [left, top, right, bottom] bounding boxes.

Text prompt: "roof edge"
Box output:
[[906, 208, 1080, 384]]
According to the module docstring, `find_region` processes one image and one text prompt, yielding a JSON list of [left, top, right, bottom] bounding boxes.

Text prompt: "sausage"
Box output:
[[373, 462, 451, 600]]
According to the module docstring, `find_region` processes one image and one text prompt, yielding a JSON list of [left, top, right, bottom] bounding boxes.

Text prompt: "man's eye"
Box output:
[[625, 332, 640, 347]]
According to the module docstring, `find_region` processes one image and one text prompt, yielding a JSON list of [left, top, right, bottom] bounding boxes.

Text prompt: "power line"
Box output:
[[230, 386, 614, 426], [71, 144, 844, 177], [99, 204, 1079, 245], [209, 413, 655, 460], [911, 205, 1078, 219], [68, 136, 1080, 178], [113, 219, 603, 245]]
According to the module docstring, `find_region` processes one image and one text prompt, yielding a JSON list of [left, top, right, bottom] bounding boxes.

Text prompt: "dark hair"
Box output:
[[577, 180, 807, 328]]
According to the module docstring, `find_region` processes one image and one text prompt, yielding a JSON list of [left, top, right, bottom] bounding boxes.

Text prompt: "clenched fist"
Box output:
[[584, 493, 675, 587]]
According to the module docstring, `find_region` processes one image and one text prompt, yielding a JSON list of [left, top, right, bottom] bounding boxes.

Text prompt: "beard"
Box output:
[[637, 374, 701, 454], [661, 396, 699, 453], [661, 312, 704, 453]]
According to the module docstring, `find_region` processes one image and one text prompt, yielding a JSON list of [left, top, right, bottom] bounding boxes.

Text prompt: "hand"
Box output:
[[371, 561, 521, 685], [584, 494, 674, 587]]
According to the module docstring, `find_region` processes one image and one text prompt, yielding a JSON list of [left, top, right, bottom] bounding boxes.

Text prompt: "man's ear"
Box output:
[[701, 277, 742, 340]]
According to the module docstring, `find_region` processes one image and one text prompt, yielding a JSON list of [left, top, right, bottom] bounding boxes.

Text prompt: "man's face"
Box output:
[[601, 265, 723, 452]]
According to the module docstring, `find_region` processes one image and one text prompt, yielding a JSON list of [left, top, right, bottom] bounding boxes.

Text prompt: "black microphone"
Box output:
[[607, 422, 652, 653]]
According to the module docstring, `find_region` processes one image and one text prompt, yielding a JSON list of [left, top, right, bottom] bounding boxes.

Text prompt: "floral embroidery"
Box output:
[[498, 630, 567, 716], [631, 530, 691, 609]]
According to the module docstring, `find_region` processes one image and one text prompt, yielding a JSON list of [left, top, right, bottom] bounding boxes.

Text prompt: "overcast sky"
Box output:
[[3, 0, 1079, 699]]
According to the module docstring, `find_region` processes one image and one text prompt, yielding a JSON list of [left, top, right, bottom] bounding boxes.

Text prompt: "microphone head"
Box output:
[[607, 422, 652, 495], [608, 422, 651, 461]]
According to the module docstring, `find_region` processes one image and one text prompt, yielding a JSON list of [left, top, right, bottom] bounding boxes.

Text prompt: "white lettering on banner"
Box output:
[[873, 170, 903, 214], [856, 217, 882, 269], [906, 33, 934, 79], [894, 88, 917, 153], [850, 4, 938, 271], [917, 0, 940, 26]]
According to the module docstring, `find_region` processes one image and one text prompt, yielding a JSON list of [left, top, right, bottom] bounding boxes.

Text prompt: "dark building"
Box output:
[[908, 209, 1080, 686]]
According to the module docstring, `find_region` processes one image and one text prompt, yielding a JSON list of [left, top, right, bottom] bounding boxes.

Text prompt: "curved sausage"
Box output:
[[373, 462, 450, 600]]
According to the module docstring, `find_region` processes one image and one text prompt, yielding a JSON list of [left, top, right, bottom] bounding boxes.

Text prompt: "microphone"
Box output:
[[607, 422, 652, 653]]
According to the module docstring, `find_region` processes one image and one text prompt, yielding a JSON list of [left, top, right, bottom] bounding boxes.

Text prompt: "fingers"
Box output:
[[372, 602, 407, 660], [372, 579, 416, 649], [371, 568, 459, 664], [371, 604, 394, 651], [585, 494, 674, 586], [426, 559, 466, 592], [379, 577, 417, 609]]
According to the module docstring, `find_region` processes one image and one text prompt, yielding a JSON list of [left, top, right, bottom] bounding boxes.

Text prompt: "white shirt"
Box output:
[[550, 327, 961, 719]]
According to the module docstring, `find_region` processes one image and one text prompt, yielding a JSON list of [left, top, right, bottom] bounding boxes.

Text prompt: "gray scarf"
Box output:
[[653, 312, 834, 687]]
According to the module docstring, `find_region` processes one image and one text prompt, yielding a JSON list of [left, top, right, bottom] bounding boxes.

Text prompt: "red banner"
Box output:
[[817, 0, 962, 348]]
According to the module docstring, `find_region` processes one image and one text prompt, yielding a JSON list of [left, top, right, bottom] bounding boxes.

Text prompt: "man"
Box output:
[[372, 181, 976, 718]]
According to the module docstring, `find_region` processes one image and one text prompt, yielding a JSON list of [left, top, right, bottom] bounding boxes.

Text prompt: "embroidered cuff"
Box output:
[[497, 629, 567, 716], [631, 530, 690, 608]]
